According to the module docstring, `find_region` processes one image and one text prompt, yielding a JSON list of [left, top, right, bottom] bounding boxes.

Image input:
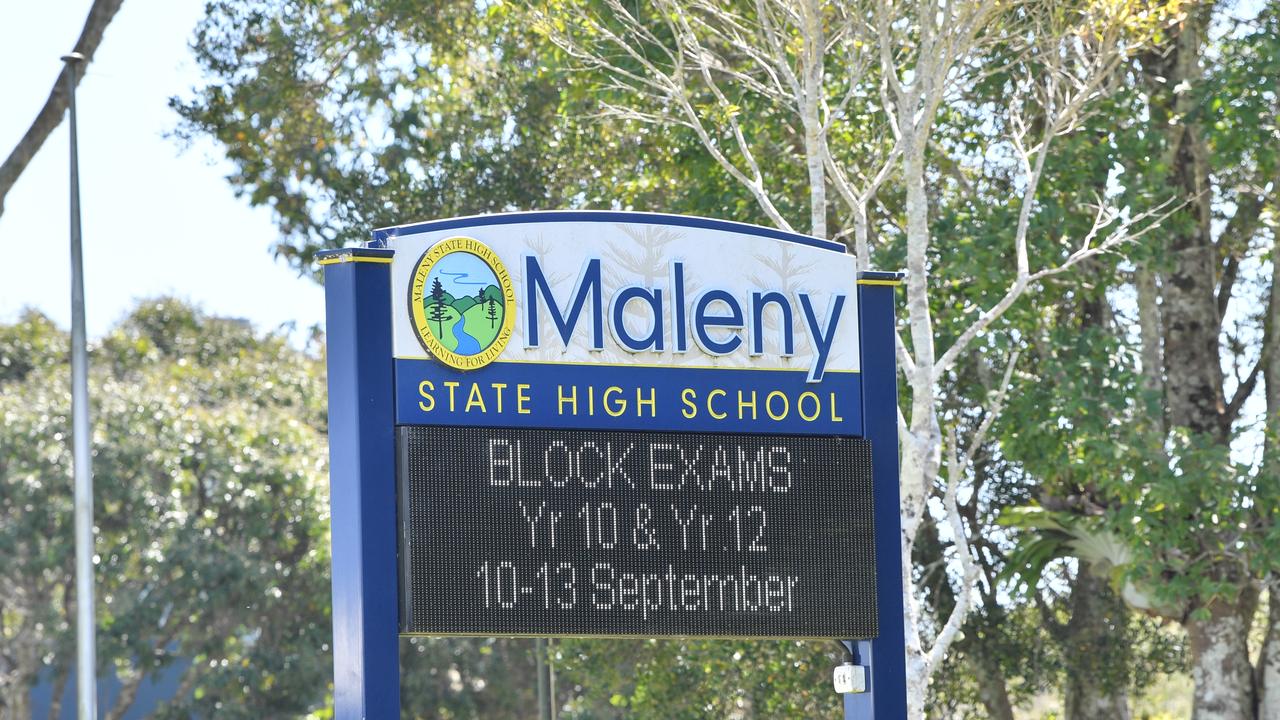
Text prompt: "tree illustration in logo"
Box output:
[[486, 295, 499, 328], [428, 277, 449, 337]]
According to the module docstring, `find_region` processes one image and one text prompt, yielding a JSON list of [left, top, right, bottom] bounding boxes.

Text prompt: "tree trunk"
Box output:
[[914, 512, 1016, 720], [1187, 595, 1257, 720], [46, 663, 70, 720], [970, 643, 1016, 720], [104, 671, 145, 720], [1261, 152, 1280, 720], [1135, 264, 1165, 433], [901, 131, 942, 720], [1143, 10, 1226, 442], [0, 685, 31, 720], [1062, 565, 1131, 720], [799, 0, 826, 239], [1261, 589, 1280, 720], [5, 695, 30, 720], [0, 611, 35, 720], [1142, 10, 1259, 719]]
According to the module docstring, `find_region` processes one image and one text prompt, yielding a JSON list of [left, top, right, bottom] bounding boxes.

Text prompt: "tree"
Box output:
[[0, 0, 125, 218], [999, 5, 1280, 718], [173, 0, 593, 273], [996, 323, 1186, 719], [0, 300, 332, 718], [540, 1, 1178, 714], [172, 0, 756, 275], [486, 296, 498, 329], [179, 0, 1272, 717], [1130, 12, 1256, 718], [429, 278, 449, 338], [1119, 6, 1278, 717]]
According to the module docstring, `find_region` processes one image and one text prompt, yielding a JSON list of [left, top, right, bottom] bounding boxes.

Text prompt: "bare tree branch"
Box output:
[[0, 0, 125, 218], [1225, 352, 1265, 423], [540, 4, 1177, 715], [1216, 192, 1264, 321], [929, 424, 982, 670], [936, 196, 1182, 377]]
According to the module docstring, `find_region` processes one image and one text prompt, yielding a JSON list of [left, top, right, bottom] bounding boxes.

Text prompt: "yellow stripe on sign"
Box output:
[[318, 254, 394, 266], [392, 356, 861, 374], [856, 279, 901, 286]]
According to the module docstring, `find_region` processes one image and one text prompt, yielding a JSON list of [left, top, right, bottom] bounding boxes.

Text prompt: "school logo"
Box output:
[[409, 236, 515, 370]]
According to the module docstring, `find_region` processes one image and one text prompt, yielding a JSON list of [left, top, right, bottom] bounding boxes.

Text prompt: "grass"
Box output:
[[462, 301, 504, 350]]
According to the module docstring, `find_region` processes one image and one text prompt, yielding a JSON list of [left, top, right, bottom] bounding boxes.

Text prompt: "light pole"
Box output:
[[62, 50, 98, 720]]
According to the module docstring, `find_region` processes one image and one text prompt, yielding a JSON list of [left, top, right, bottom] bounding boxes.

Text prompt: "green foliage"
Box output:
[[555, 638, 842, 719], [173, 0, 767, 276], [1000, 319, 1276, 612], [1109, 432, 1274, 609], [995, 10, 1280, 604], [0, 300, 331, 718], [173, 0, 577, 271], [399, 637, 540, 719], [926, 605, 1057, 718], [0, 308, 65, 383], [1201, 8, 1280, 198]]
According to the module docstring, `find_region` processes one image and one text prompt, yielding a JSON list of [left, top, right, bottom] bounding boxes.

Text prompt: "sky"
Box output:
[[431, 253, 500, 297], [0, 0, 326, 340]]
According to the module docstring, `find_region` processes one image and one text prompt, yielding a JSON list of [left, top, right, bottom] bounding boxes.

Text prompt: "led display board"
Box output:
[[379, 213, 877, 640], [397, 426, 877, 638]]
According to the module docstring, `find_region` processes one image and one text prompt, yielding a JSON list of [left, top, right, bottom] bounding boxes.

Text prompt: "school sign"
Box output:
[[320, 211, 906, 718]]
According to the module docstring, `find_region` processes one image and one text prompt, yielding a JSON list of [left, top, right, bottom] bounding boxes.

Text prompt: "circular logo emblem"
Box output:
[[409, 236, 516, 369]]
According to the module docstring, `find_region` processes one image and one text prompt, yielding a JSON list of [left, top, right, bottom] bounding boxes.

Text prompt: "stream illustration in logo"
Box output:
[[409, 236, 516, 370]]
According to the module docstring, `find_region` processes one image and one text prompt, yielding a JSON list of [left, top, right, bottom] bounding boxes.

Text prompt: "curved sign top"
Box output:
[[381, 212, 863, 435], [378, 210, 860, 435], [384, 212, 860, 375]]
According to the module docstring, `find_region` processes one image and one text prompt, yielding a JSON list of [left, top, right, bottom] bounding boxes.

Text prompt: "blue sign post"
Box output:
[[321, 246, 400, 717], [846, 271, 907, 718], [320, 212, 906, 718]]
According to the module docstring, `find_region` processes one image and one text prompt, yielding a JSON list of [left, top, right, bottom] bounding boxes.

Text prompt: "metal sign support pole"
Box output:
[[321, 247, 400, 718], [549, 639, 558, 720], [846, 273, 908, 719], [536, 639, 551, 720], [62, 51, 98, 720]]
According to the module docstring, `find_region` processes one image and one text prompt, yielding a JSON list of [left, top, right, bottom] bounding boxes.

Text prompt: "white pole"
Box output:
[[62, 50, 98, 720]]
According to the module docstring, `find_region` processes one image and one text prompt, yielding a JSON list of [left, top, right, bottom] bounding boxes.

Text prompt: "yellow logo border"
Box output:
[[408, 236, 516, 370]]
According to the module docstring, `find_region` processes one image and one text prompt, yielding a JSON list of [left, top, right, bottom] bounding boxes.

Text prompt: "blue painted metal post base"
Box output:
[[845, 272, 907, 719], [322, 247, 401, 719]]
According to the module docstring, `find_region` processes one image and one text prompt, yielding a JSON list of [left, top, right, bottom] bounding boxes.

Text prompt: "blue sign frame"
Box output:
[[321, 212, 906, 719]]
